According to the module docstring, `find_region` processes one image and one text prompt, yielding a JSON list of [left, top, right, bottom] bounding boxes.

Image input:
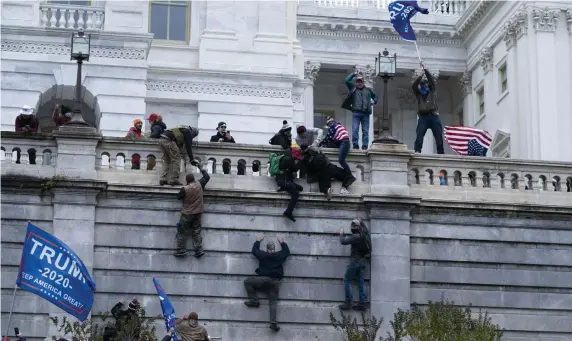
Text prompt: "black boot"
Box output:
[[283, 211, 296, 222], [174, 249, 188, 257], [159, 180, 168, 186], [269, 323, 280, 331], [244, 300, 260, 308], [353, 302, 367, 311], [193, 250, 205, 258], [338, 301, 352, 310]]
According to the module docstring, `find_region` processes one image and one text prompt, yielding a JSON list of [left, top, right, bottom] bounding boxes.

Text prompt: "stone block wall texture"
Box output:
[[2, 184, 572, 341]]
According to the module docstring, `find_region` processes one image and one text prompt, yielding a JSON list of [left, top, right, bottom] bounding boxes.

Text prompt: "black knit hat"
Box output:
[[128, 299, 140, 311]]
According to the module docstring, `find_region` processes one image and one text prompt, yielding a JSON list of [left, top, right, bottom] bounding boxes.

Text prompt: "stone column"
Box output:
[[502, 18, 520, 157], [411, 69, 440, 154], [202, 0, 236, 38], [367, 144, 412, 196], [531, 7, 560, 160], [53, 126, 102, 180], [365, 199, 418, 336], [48, 181, 106, 336], [355, 64, 376, 148], [565, 9, 572, 161], [292, 80, 305, 127], [255, 0, 288, 40], [459, 70, 472, 126], [302, 61, 321, 127]]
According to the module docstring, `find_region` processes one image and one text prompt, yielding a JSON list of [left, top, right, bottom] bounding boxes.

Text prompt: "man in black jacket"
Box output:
[[339, 220, 368, 311], [210, 121, 236, 143], [276, 146, 302, 222], [146, 113, 167, 138], [412, 65, 444, 154], [244, 235, 290, 332], [103, 299, 141, 341], [269, 120, 293, 149], [300, 144, 356, 199], [159, 126, 199, 186]]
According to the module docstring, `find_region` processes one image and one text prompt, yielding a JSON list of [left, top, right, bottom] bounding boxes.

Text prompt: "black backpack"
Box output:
[[359, 222, 372, 258]]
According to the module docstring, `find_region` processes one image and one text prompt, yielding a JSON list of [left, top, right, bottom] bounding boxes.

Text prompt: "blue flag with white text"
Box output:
[[388, 1, 429, 41], [16, 222, 96, 321], [153, 278, 180, 341]]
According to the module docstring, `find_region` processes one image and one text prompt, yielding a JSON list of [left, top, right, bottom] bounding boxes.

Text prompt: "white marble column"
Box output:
[[459, 70, 472, 126], [564, 9, 572, 161], [302, 61, 321, 127], [255, 0, 288, 40], [502, 19, 520, 157], [531, 7, 560, 160]]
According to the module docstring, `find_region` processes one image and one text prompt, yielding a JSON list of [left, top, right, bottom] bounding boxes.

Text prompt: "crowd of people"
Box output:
[[7, 66, 446, 339]]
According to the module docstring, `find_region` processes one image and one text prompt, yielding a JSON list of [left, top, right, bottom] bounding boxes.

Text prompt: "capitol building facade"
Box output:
[[1, 0, 572, 161]]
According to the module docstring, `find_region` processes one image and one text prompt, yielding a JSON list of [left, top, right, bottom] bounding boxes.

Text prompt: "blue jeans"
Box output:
[[338, 140, 350, 172], [344, 258, 367, 303], [414, 114, 444, 154], [351, 111, 370, 149]]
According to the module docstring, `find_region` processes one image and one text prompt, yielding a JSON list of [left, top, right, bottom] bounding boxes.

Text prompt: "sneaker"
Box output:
[[173, 250, 189, 257], [283, 211, 296, 222], [159, 180, 168, 186], [326, 187, 333, 201], [338, 301, 352, 310], [340, 188, 350, 195], [193, 250, 205, 258], [361, 146, 368, 151], [244, 300, 260, 308], [352, 146, 360, 150], [269, 323, 280, 332]]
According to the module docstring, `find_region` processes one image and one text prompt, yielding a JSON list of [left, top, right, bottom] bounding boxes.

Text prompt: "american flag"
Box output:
[[443, 126, 492, 156]]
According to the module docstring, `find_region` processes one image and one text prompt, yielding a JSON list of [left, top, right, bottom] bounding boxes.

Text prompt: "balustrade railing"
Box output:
[[40, 3, 105, 30], [1, 133, 571, 201]]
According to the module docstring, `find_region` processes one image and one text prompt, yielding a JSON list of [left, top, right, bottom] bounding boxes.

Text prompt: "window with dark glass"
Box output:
[[149, 1, 190, 42]]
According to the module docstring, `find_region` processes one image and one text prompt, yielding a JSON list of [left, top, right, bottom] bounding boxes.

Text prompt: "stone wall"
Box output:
[[1, 132, 572, 341]]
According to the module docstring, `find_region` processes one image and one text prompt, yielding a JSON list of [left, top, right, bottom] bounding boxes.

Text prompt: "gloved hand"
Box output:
[[190, 160, 199, 167]]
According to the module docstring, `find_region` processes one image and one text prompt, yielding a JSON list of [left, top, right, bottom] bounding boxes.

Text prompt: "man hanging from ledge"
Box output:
[[244, 234, 290, 332], [159, 125, 199, 186], [175, 162, 210, 258], [339, 219, 371, 312]]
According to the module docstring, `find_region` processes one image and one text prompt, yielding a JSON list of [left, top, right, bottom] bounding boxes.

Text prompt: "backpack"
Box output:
[[359, 222, 372, 258], [268, 153, 284, 177]]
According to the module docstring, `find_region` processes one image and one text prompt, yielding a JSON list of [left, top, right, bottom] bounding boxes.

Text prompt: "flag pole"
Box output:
[[3, 285, 18, 339], [413, 41, 422, 62]]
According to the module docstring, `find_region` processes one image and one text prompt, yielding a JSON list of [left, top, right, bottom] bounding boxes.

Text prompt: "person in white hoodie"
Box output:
[[295, 125, 323, 147]]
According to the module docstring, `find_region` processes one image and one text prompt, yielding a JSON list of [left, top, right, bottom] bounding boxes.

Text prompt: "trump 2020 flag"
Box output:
[[153, 278, 180, 341], [388, 1, 429, 41], [16, 222, 96, 321]]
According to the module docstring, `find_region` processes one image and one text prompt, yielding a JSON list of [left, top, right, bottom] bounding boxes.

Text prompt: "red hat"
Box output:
[[128, 298, 140, 311], [296, 125, 306, 134], [146, 113, 160, 121]]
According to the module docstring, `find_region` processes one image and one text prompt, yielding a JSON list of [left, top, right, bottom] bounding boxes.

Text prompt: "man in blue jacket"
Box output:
[[244, 235, 290, 332], [342, 71, 378, 150]]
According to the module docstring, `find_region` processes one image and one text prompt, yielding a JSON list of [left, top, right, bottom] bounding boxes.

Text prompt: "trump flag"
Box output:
[[153, 278, 180, 341], [16, 222, 96, 321], [388, 1, 429, 41]]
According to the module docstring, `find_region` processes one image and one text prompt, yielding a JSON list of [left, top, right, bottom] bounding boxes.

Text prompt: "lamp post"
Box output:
[[373, 48, 399, 144], [66, 29, 91, 126]]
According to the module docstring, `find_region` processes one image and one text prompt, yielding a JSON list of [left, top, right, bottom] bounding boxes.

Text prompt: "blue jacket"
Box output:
[[343, 73, 378, 115]]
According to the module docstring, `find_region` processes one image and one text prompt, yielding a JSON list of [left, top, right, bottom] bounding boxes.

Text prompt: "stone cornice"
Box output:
[[455, 0, 497, 38], [147, 66, 298, 84], [297, 22, 462, 45], [1, 40, 147, 60]]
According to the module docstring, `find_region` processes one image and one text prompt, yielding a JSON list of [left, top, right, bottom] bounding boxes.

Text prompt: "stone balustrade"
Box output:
[[308, 0, 467, 16], [2, 131, 571, 206], [39, 3, 105, 31]]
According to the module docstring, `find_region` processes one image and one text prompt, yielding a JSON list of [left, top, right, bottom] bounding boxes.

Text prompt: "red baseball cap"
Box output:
[[146, 113, 159, 121]]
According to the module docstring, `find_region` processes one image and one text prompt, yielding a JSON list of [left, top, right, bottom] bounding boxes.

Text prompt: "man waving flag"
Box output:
[[388, 1, 430, 41], [444, 126, 493, 156]]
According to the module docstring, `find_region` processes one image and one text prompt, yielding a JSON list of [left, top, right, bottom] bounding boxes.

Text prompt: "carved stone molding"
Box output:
[[566, 9, 572, 35], [396, 88, 416, 106], [292, 94, 302, 103], [502, 21, 517, 50], [460, 71, 472, 97], [146, 81, 292, 99], [512, 7, 529, 38], [479, 47, 494, 74], [304, 61, 321, 83], [532, 7, 560, 32], [355, 64, 376, 86], [1, 41, 147, 60]]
